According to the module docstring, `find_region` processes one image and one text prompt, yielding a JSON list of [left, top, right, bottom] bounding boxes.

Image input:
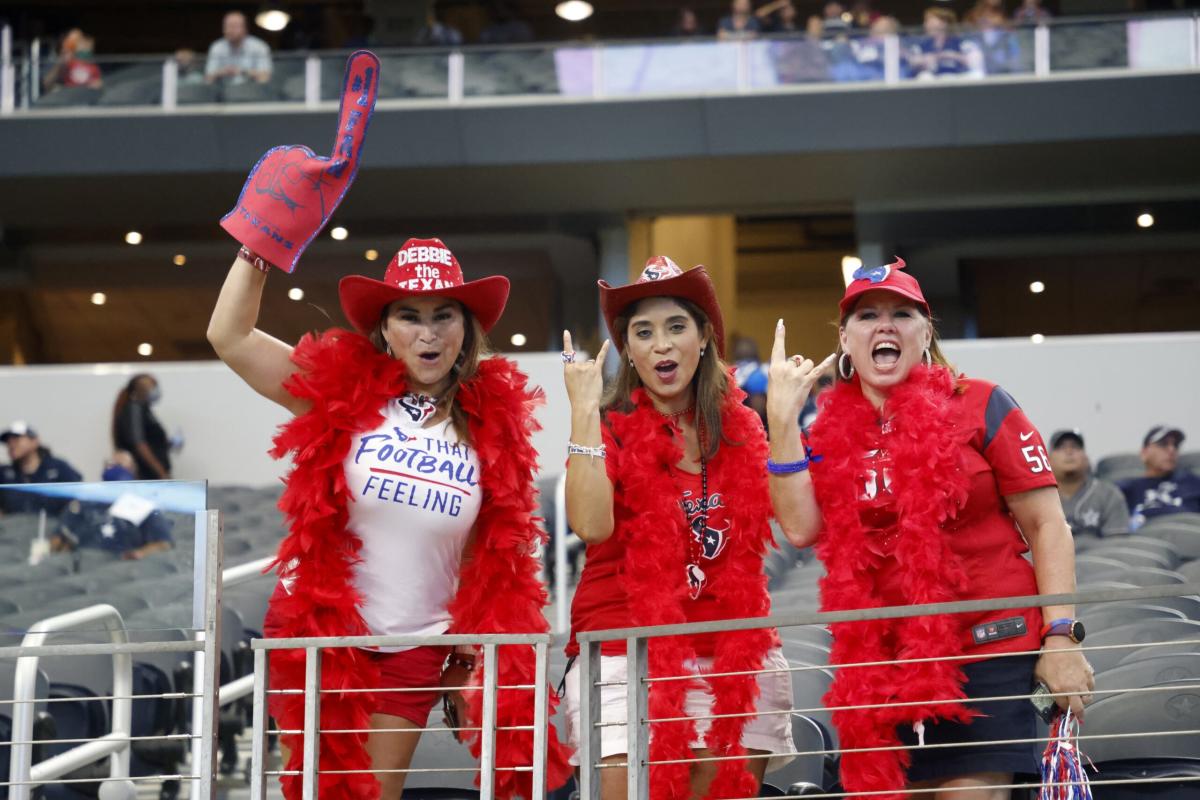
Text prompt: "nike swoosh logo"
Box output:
[[1019, 431, 1034, 441]]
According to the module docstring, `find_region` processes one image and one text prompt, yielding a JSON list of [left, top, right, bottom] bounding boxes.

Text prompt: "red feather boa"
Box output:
[[604, 378, 775, 800], [267, 329, 572, 800], [807, 366, 973, 799]]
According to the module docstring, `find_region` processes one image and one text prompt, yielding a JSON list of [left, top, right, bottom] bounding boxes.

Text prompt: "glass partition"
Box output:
[[0, 480, 207, 642]]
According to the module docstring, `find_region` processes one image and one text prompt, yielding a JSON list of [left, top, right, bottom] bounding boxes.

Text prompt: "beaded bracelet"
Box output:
[[767, 447, 822, 475]]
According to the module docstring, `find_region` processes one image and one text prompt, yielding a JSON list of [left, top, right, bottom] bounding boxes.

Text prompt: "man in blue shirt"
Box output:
[[53, 493, 174, 560], [0, 421, 83, 514], [1119, 425, 1200, 528]]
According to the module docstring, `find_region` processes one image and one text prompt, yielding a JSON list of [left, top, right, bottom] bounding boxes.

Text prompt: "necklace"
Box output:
[[659, 403, 695, 421], [397, 391, 439, 425], [683, 420, 710, 601]]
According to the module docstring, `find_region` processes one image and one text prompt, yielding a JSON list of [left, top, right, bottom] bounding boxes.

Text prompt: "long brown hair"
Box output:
[[368, 302, 491, 444], [602, 296, 730, 460], [834, 305, 955, 383], [112, 373, 153, 447]]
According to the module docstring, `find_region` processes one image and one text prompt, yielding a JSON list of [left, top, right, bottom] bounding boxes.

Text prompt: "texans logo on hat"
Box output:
[[852, 263, 892, 284], [598, 256, 726, 356], [339, 237, 510, 334], [839, 256, 930, 317]]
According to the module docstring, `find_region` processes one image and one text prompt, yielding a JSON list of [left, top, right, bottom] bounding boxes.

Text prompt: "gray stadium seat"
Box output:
[[1087, 535, 1182, 568], [1117, 643, 1200, 667], [0, 582, 87, 613], [1082, 678, 1200, 764], [1095, 453, 1143, 480], [1094, 652, 1200, 695], [1082, 546, 1173, 571], [177, 82, 220, 104], [1140, 512, 1200, 535], [33, 86, 101, 107], [781, 640, 831, 667], [97, 77, 161, 106], [1084, 619, 1200, 674], [765, 714, 827, 793], [1092, 566, 1187, 588], [222, 81, 281, 103], [1079, 603, 1185, 631], [780, 625, 833, 650], [1075, 554, 1130, 582], [1180, 560, 1200, 583], [1140, 519, 1200, 560], [1072, 533, 1101, 552], [222, 580, 274, 635], [789, 662, 835, 749], [1178, 452, 1200, 473]]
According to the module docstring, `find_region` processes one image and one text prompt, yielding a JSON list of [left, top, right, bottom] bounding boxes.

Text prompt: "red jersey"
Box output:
[[857, 378, 1056, 659], [567, 421, 774, 658]]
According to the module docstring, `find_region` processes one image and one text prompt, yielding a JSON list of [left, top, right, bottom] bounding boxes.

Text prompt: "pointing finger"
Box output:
[[814, 352, 837, 377], [326, 50, 380, 181], [770, 319, 787, 366], [563, 329, 574, 355]]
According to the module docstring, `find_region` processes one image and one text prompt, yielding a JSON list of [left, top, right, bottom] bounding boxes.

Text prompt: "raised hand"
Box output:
[[220, 50, 380, 273], [766, 319, 835, 428], [562, 330, 611, 414]]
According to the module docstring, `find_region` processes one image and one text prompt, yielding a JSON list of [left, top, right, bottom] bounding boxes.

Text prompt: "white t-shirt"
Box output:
[[343, 398, 483, 651]]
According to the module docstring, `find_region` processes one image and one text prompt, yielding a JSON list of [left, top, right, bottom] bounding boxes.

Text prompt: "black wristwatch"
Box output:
[[1041, 618, 1085, 644]]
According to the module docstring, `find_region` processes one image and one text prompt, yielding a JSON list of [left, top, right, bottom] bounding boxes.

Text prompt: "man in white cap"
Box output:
[[1119, 425, 1200, 528], [0, 421, 83, 514]]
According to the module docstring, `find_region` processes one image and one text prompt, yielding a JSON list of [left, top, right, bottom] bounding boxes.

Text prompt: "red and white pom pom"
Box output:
[[1040, 706, 1093, 800]]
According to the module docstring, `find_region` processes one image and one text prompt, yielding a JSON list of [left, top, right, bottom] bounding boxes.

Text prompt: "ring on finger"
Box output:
[[791, 354, 805, 365], [561, 351, 576, 364]]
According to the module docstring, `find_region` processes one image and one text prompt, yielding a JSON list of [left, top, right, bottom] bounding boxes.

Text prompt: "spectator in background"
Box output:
[[732, 335, 769, 426], [205, 11, 272, 85], [113, 374, 172, 480], [1048, 429, 1130, 538], [480, 1, 534, 44], [965, 0, 1006, 26], [102, 450, 138, 482], [672, 7, 703, 36], [42, 29, 102, 92], [911, 7, 969, 77], [849, 0, 881, 28], [1013, 0, 1052, 24], [53, 491, 174, 561], [820, 1, 851, 32], [1120, 426, 1200, 528], [799, 372, 833, 431], [717, 0, 762, 40], [414, 3, 463, 46], [971, 6, 1021, 74], [755, 0, 801, 34], [0, 421, 83, 514], [174, 48, 207, 85], [850, 15, 909, 80]]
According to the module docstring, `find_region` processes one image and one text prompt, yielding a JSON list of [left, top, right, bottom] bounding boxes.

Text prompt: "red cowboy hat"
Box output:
[[339, 238, 510, 334], [598, 257, 726, 357], [839, 256, 930, 317]]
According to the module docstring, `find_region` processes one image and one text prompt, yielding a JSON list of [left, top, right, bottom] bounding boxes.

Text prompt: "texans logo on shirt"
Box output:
[[397, 392, 437, 424], [682, 491, 729, 560], [860, 448, 894, 501]]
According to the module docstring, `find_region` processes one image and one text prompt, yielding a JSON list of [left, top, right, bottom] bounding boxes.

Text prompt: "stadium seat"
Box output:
[[1095, 453, 1143, 480], [222, 81, 282, 103], [176, 82, 220, 104], [1094, 652, 1200, 695], [782, 639, 831, 667], [1083, 619, 1200, 674], [1086, 535, 1183, 569], [1079, 603, 1185, 631], [1081, 546, 1174, 571], [1179, 560, 1200, 583], [33, 86, 101, 108], [1178, 452, 1200, 473], [0, 660, 52, 800], [222, 580, 274, 638], [1081, 678, 1200, 765], [97, 77, 161, 107], [789, 662, 835, 750], [0, 582, 87, 613], [764, 713, 828, 794], [1139, 519, 1200, 560], [779, 625, 833, 650], [1116, 642, 1200, 668], [1075, 554, 1130, 582], [1092, 566, 1187, 588]]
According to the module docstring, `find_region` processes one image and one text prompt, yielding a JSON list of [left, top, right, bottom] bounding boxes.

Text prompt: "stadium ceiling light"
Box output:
[[364, 249, 379, 261], [1030, 333, 1045, 344], [137, 342, 154, 357], [330, 226, 348, 240], [255, 7, 291, 32], [1029, 281, 1045, 294], [173, 254, 187, 266], [91, 292, 107, 306], [288, 287, 305, 301], [124, 231, 143, 245], [555, 0, 594, 21], [1136, 212, 1155, 228], [510, 333, 527, 347], [840, 255, 862, 287]]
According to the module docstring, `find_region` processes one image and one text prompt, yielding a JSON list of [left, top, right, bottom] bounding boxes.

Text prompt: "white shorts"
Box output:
[[563, 647, 795, 773]]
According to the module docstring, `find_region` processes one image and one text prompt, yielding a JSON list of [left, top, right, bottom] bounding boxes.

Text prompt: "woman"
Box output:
[[912, 7, 970, 77], [767, 258, 1094, 799], [562, 258, 793, 800], [206, 52, 568, 800], [112, 374, 172, 479]]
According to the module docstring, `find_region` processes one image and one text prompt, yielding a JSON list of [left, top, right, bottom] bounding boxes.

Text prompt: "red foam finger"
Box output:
[[326, 50, 380, 180]]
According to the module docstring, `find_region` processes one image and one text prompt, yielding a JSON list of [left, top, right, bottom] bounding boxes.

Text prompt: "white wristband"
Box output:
[[567, 442, 606, 460]]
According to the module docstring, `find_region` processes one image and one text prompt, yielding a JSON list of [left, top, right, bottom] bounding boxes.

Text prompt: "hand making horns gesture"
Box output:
[[561, 330, 612, 413], [766, 319, 836, 427]]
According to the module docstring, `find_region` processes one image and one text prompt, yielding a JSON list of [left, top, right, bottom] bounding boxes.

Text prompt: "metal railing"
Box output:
[[247, 632, 554, 800], [1, 11, 1197, 115], [576, 581, 1200, 800]]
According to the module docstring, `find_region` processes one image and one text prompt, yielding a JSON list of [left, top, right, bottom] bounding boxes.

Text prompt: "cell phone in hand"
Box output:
[[1030, 680, 1056, 724]]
